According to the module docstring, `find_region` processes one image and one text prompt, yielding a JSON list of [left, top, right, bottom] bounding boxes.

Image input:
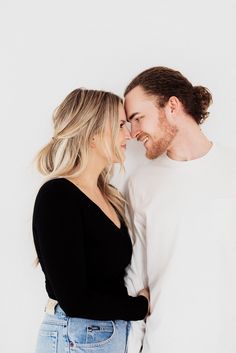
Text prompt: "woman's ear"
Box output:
[[90, 136, 96, 148], [90, 135, 99, 148]]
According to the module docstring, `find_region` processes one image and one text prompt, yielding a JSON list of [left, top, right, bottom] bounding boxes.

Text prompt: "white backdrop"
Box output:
[[1, 0, 236, 352]]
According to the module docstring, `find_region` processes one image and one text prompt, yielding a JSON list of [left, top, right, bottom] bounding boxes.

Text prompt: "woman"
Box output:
[[32, 88, 149, 353]]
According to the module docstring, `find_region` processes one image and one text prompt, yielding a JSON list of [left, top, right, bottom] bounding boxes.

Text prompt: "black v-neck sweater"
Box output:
[[32, 178, 148, 321]]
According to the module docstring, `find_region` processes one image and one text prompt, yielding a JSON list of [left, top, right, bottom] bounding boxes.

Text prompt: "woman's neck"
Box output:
[[69, 153, 107, 192]]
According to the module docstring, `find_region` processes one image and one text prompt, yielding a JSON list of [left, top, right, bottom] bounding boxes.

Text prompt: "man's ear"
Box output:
[[168, 96, 180, 114], [164, 96, 181, 122]]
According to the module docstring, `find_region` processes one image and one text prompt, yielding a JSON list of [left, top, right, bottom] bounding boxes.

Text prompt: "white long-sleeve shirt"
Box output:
[[125, 143, 236, 353]]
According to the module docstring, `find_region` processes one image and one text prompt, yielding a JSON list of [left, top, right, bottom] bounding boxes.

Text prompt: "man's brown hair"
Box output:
[[124, 67, 212, 124]]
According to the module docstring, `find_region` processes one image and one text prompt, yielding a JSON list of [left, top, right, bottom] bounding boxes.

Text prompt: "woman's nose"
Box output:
[[124, 126, 132, 140]]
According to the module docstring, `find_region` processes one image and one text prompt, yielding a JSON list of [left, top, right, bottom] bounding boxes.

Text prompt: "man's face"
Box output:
[[124, 86, 178, 159]]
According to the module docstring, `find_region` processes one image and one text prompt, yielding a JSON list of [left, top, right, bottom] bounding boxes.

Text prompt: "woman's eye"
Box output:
[[120, 123, 125, 128]]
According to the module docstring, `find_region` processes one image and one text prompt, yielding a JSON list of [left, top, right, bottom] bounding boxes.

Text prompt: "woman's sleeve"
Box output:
[[33, 181, 148, 321]]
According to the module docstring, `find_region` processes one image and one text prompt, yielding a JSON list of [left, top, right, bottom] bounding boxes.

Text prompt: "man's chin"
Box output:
[[145, 149, 164, 160], [145, 151, 162, 160], [145, 138, 172, 160]]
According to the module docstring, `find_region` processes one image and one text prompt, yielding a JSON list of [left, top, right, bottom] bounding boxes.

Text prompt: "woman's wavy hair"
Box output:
[[35, 88, 126, 221]]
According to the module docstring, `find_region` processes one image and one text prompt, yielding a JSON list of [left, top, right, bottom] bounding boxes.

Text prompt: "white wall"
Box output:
[[1, 0, 236, 352]]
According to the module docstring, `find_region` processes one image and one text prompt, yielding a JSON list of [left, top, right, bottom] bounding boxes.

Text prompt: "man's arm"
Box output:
[[125, 177, 148, 353]]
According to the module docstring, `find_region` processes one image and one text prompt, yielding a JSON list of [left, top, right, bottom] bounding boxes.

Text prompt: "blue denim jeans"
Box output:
[[36, 304, 131, 353]]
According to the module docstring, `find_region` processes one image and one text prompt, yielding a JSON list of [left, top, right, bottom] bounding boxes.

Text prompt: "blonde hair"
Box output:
[[35, 88, 126, 221]]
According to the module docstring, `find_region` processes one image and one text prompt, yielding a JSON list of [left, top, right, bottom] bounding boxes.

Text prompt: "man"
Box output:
[[124, 67, 236, 353]]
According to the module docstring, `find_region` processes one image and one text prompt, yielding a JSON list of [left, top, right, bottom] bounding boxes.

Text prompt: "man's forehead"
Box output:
[[125, 88, 156, 114], [125, 86, 148, 102], [125, 86, 157, 107]]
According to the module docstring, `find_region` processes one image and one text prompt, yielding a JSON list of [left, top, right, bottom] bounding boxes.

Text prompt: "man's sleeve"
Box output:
[[125, 177, 148, 353]]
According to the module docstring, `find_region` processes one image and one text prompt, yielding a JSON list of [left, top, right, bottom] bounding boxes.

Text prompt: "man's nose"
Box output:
[[130, 125, 140, 139]]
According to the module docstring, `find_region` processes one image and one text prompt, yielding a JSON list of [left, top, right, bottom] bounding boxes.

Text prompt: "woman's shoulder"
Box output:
[[33, 178, 86, 227], [37, 177, 69, 194], [35, 178, 82, 205]]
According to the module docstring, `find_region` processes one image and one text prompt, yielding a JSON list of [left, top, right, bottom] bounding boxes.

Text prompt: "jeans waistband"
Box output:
[[44, 298, 131, 326]]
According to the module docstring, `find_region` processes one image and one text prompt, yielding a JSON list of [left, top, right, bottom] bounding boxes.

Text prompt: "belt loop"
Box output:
[[45, 298, 58, 315]]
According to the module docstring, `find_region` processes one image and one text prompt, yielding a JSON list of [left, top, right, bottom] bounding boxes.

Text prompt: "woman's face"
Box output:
[[116, 103, 131, 161], [92, 104, 131, 165]]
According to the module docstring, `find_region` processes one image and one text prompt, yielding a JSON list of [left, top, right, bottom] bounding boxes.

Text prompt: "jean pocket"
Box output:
[[36, 329, 58, 353], [68, 318, 115, 348]]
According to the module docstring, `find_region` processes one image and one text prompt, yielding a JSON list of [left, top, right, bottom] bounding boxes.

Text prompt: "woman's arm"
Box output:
[[33, 179, 148, 321]]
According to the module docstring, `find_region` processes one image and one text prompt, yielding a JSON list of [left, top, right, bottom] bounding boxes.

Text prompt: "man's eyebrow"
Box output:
[[127, 112, 139, 122]]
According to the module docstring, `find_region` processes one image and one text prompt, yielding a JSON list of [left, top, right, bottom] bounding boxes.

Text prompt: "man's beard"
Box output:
[[146, 112, 178, 160]]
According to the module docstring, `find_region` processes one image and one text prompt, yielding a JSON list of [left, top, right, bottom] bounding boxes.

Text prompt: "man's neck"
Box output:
[[166, 121, 212, 161]]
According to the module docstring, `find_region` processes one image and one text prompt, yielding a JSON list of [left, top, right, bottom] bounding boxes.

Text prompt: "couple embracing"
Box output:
[[33, 67, 236, 353]]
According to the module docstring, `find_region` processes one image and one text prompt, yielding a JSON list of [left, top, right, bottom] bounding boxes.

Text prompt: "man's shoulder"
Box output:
[[214, 143, 236, 170]]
